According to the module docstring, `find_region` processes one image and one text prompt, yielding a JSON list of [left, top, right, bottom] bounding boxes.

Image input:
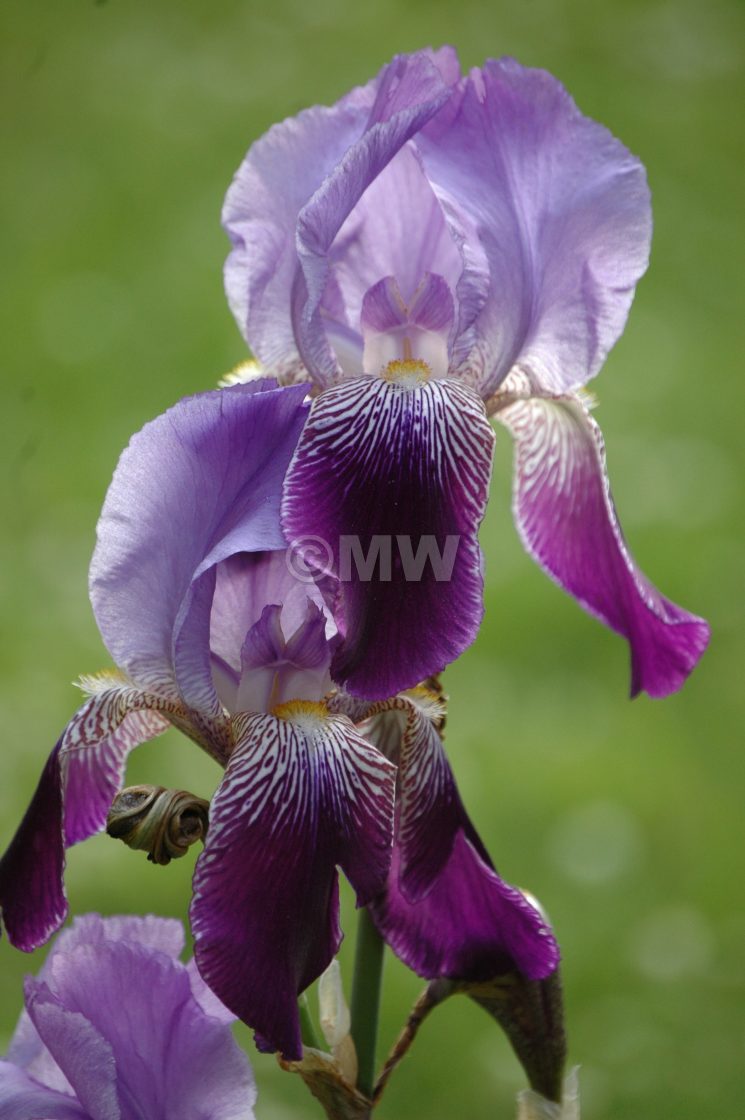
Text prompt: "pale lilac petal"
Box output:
[[25, 983, 120, 1120], [29, 938, 257, 1120], [330, 146, 466, 364], [371, 832, 559, 982], [361, 273, 454, 377], [90, 381, 308, 712], [0, 1061, 89, 1120], [210, 550, 334, 675], [415, 58, 652, 396], [191, 709, 395, 1059], [282, 376, 494, 698], [7, 915, 185, 1096], [295, 54, 454, 384], [496, 392, 709, 696], [0, 689, 168, 951]]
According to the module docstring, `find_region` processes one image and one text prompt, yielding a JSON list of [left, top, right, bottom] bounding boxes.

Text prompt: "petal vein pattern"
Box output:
[[496, 391, 709, 696], [191, 710, 395, 1060], [282, 376, 495, 698]]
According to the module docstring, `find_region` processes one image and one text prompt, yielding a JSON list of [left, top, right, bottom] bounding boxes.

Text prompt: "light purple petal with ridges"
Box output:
[[0, 689, 169, 951], [282, 376, 495, 699], [329, 146, 465, 356], [7, 917, 185, 1100], [361, 273, 454, 377], [31, 938, 257, 1120], [190, 709, 395, 1059], [223, 80, 380, 369], [295, 54, 454, 384], [415, 57, 652, 396], [0, 1061, 89, 1120], [25, 983, 120, 1120], [90, 381, 308, 714], [496, 391, 709, 696], [370, 831, 559, 982]]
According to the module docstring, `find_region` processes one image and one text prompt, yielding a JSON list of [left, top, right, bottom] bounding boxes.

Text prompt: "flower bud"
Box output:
[[106, 785, 209, 865]]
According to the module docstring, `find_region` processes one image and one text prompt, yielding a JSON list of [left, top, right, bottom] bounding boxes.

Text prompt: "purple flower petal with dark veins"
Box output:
[[416, 57, 652, 397], [90, 380, 308, 712], [363, 696, 558, 981], [282, 376, 495, 699], [495, 389, 710, 697], [1, 914, 256, 1120], [191, 707, 395, 1060], [0, 685, 170, 950]]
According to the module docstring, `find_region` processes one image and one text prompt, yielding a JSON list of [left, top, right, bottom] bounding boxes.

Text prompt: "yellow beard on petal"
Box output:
[[272, 699, 329, 726], [382, 358, 431, 388]]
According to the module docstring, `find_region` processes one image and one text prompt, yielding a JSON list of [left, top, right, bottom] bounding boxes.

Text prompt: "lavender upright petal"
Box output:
[[0, 1061, 89, 1120], [28, 938, 256, 1120], [2, 915, 256, 1120], [90, 381, 308, 711], [416, 58, 652, 397], [294, 52, 454, 383], [283, 376, 494, 698], [496, 390, 709, 696]]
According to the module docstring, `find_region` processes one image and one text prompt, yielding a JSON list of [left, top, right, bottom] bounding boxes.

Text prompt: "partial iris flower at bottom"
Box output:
[[223, 46, 709, 701], [0, 913, 256, 1120], [0, 380, 557, 1063]]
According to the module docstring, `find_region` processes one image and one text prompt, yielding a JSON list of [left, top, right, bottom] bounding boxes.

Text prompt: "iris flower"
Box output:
[[0, 381, 557, 1061], [223, 47, 709, 700], [0, 913, 256, 1120]]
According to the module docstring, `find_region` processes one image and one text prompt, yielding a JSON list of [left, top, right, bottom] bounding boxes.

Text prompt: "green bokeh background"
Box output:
[[1, 2, 743, 1117]]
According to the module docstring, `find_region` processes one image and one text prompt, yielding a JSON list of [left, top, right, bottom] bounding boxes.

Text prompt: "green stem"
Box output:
[[350, 907, 385, 1098], [298, 992, 322, 1051]]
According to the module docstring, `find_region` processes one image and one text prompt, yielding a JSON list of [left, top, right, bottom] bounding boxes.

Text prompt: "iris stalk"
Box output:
[[350, 907, 386, 1097]]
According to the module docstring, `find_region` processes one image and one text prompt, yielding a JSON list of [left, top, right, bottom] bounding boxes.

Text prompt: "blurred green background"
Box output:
[[1, 1, 743, 1117]]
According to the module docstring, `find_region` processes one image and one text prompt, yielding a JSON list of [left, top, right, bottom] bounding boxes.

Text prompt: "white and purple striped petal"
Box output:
[[0, 683, 171, 951], [190, 707, 395, 1060], [495, 391, 709, 696], [282, 376, 495, 698]]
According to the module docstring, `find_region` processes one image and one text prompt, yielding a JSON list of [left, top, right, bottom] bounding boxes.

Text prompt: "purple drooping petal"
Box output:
[[191, 708, 395, 1059], [0, 744, 65, 952], [282, 376, 495, 698], [0, 1061, 89, 1120], [0, 688, 168, 951], [362, 696, 559, 981], [496, 390, 709, 696], [371, 830, 559, 982], [415, 57, 652, 397], [28, 938, 256, 1120], [90, 381, 308, 714]]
